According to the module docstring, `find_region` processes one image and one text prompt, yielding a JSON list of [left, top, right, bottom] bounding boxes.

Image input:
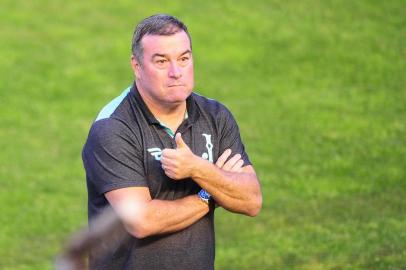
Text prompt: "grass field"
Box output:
[[1, 0, 405, 269]]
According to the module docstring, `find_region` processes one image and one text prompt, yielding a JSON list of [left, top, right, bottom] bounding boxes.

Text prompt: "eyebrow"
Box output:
[[151, 50, 192, 59]]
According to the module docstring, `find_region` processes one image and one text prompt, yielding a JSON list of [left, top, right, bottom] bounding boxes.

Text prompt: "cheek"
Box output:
[[184, 66, 194, 82], [143, 69, 165, 86]]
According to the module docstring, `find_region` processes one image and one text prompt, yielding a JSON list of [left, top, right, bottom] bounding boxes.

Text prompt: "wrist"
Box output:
[[198, 189, 212, 205], [190, 156, 210, 179]]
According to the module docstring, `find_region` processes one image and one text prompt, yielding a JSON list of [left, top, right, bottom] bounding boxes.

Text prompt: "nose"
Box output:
[[168, 62, 182, 79]]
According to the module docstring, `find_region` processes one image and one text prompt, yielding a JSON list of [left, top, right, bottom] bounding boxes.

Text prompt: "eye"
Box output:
[[154, 58, 168, 68], [178, 56, 190, 66], [156, 59, 167, 64]]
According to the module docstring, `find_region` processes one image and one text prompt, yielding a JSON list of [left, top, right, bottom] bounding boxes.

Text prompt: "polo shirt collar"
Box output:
[[130, 82, 200, 126]]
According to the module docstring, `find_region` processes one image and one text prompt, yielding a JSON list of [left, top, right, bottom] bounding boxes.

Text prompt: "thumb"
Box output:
[[175, 133, 187, 149]]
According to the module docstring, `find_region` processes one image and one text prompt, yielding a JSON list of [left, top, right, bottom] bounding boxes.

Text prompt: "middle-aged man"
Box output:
[[82, 14, 262, 270]]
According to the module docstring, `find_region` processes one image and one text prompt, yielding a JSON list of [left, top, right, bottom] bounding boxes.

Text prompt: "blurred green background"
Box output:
[[1, 0, 405, 269]]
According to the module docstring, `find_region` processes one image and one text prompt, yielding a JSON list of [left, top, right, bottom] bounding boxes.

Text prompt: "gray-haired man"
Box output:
[[83, 14, 262, 270]]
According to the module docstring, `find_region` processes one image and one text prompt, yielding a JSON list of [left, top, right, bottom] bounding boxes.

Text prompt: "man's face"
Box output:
[[132, 31, 194, 107]]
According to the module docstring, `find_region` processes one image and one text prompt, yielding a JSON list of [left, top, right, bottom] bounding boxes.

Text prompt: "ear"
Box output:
[[130, 55, 141, 79]]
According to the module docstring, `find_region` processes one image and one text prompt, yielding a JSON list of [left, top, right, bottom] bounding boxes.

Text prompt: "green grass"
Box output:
[[1, 0, 405, 269]]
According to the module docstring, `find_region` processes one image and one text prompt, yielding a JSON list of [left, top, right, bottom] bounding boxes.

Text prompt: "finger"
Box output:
[[215, 149, 232, 167], [161, 149, 177, 159], [222, 153, 241, 171], [161, 158, 178, 169], [161, 163, 174, 175], [161, 160, 175, 168], [175, 133, 188, 149], [164, 169, 181, 180], [230, 159, 244, 172], [160, 156, 169, 166], [161, 154, 178, 167], [163, 168, 175, 179]]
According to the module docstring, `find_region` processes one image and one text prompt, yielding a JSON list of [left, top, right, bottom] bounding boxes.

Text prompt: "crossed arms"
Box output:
[[105, 133, 262, 239]]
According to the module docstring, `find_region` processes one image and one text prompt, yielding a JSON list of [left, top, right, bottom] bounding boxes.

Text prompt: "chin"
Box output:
[[168, 96, 189, 104], [168, 89, 192, 101]]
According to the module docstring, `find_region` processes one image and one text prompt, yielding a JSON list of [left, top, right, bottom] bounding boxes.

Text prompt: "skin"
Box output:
[[105, 30, 262, 239], [105, 150, 245, 238], [131, 31, 194, 131], [161, 133, 262, 216]]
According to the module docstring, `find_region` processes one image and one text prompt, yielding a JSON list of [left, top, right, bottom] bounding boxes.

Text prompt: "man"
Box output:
[[82, 14, 262, 270]]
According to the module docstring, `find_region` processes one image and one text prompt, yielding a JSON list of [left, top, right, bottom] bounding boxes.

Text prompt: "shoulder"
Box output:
[[89, 118, 130, 138], [95, 86, 132, 122], [86, 86, 143, 146], [85, 118, 135, 149]]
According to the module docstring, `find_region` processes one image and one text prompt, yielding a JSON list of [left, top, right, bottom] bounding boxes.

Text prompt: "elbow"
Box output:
[[124, 213, 154, 239], [221, 193, 263, 217], [131, 228, 150, 239], [246, 194, 262, 217], [126, 222, 151, 239]]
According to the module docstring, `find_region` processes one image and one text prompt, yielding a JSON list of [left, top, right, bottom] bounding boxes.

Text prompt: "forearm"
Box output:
[[122, 194, 209, 238], [160, 134, 261, 217], [192, 158, 262, 216]]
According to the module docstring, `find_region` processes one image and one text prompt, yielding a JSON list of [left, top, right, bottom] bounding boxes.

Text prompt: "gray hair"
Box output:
[[131, 14, 192, 65]]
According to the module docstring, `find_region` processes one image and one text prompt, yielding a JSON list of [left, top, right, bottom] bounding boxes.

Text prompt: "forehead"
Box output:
[[141, 31, 191, 57]]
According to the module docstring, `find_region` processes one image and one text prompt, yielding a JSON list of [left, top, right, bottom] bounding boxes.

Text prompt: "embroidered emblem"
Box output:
[[201, 134, 213, 163], [148, 148, 162, 161]]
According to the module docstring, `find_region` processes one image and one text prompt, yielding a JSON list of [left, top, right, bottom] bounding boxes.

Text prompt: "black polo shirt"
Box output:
[[82, 83, 251, 270]]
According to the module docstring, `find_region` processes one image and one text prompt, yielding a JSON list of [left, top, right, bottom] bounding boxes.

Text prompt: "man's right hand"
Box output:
[[215, 149, 244, 173]]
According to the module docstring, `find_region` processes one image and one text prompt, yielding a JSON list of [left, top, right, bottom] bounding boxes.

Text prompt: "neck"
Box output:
[[149, 99, 187, 128]]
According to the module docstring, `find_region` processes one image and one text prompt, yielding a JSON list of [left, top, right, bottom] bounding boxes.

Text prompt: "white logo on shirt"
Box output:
[[148, 148, 162, 161], [201, 134, 213, 163], [148, 134, 213, 162]]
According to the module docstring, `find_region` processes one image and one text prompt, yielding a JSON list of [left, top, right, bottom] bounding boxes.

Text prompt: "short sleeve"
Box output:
[[217, 106, 252, 166], [82, 118, 147, 195]]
